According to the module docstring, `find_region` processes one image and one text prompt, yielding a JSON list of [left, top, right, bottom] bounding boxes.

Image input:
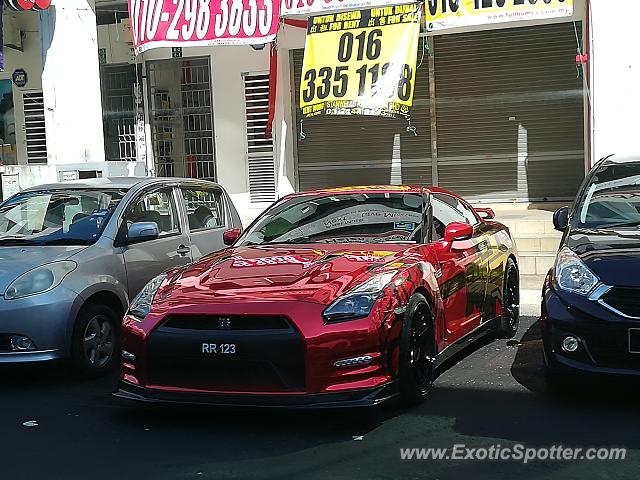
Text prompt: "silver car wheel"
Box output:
[[83, 315, 115, 368]]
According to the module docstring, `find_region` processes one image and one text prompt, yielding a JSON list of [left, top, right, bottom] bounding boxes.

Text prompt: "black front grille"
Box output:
[[585, 329, 640, 370], [0, 335, 11, 352], [146, 321, 306, 392], [602, 288, 640, 318], [162, 315, 291, 331]]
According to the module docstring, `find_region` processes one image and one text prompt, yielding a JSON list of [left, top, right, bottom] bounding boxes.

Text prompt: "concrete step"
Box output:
[[513, 234, 561, 253], [520, 274, 547, 291], [518, 251, 555, 276], [500, 218, 559, 235]]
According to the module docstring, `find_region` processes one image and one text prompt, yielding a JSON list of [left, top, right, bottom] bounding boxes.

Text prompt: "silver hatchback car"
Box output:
[[0, 177, 242, 374]]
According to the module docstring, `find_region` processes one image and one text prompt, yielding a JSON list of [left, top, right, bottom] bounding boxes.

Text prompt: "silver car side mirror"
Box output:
[[127, 222, 159, 244]]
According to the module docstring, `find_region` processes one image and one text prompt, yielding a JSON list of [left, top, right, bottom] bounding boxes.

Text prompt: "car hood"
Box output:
[[567, 229, 640, 287], [158, 244, 418, 307], [0, 245, 86, 293]]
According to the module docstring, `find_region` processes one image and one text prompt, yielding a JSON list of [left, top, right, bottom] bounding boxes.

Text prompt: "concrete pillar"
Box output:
[[40, 0, 105, 165], [589, 0, 640, 164]]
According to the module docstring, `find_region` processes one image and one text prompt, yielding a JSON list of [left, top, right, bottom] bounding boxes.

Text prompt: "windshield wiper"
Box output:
[[37, 238, 95, 246], [263, 236, 315, 245], [598, 220, 640, 229], [0, 236, 34, 246]]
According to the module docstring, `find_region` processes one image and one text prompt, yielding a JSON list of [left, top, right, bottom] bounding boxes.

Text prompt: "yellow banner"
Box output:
[[300, 3, 421, 119], [425, 0, 573, 31]]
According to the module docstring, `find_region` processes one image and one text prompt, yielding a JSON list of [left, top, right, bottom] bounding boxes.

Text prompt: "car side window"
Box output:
[[431, 193, 478, 241], [124, 189, 180, 238], [181, 187, 224, 231]]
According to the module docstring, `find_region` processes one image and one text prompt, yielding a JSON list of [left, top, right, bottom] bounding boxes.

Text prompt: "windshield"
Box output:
[[0, 189, 127, 246], [574, 161, 640, 229], [239, 193, 424, 246]]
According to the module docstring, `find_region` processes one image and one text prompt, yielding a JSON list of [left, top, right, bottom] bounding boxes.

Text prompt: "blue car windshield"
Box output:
[[0, 189, 126, 246]]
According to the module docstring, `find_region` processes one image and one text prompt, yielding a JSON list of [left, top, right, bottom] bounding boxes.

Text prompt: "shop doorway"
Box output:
[[147, 57, 216, 181]]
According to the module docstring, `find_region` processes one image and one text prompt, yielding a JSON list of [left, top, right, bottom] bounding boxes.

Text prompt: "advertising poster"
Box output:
[[424, 0, 573, 31], [300, 3, 421, 119], [128, 0, 280, 54]]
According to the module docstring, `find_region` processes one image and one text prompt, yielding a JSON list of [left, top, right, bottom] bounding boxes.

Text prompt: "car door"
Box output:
[[120, 186, 193, 299], [430, 193, 488, 345], [178, 184, 230, 261]]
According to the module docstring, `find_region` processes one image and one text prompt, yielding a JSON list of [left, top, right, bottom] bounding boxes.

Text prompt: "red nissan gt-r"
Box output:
[[116, 186, 519, 408]]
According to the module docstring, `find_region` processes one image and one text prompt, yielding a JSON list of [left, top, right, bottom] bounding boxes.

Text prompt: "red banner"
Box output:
[[128, 0, 280, 54]]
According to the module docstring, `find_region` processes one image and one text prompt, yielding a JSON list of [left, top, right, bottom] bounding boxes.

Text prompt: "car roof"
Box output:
[[601, 154, 640, 166], [21, 177, 224, 192], [285, 185, 466, 200]]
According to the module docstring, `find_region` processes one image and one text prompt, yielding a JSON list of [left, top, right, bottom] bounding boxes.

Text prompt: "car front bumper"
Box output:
[[114, 379, 399, 408], [541, 284, 640, 377], [0, 286, 81, 363]]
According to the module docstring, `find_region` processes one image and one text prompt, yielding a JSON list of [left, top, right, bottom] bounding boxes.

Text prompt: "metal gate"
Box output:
[[291, 23, 585, 202], [147, 57, 216, 180], [100, 64, 138, 162]]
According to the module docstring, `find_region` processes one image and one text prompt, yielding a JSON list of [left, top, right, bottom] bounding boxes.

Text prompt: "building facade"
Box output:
[[1, 0, 638, 219]]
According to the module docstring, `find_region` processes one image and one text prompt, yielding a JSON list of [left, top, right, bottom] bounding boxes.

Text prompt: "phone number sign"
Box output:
[[299, 3, 421, 119], [128, 0, 279, 54]]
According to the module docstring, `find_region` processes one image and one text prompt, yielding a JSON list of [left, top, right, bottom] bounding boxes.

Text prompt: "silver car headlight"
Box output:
[[128, 274, 167, 321], [4, 261, 77, 300], [555, 247, 599, 295], [323, 271, 397, 324]]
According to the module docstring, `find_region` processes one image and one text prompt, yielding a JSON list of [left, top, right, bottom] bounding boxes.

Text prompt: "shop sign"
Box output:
[[299, 3, 421, 119], [12, 69, 27, 88], [127, 0, 280, 54], [281, 0, 414, 17], [425, 0, 573, 31]]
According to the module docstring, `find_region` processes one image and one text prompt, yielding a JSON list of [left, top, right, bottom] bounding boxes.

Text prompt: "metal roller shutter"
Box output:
[[434, 23, 584, 201], [292, 43, 432, 191]]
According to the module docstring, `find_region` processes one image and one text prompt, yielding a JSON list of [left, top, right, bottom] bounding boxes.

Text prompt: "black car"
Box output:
[[542, 154, 640, 381]]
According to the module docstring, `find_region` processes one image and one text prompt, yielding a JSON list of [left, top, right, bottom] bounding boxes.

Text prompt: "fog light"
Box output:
[[10, 335, 36, 352], [334, 355, 373, 368], [562, 336, 580, 353], [122, 350, 136, 361]]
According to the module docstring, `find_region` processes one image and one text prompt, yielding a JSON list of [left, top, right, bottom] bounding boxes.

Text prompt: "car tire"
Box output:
[[495, 258, 520, 339], [71, 303, 119, 377], [399, 293, 437, 405]]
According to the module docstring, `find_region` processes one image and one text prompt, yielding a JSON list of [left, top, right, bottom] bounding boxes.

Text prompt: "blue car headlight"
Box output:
[[128, 273, 167, 321], [323, 271, 397, 324], [555, 247, 599, 295]]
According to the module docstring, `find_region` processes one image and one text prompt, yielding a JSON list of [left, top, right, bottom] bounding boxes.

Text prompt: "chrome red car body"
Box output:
[[116, 186, 518, 408]]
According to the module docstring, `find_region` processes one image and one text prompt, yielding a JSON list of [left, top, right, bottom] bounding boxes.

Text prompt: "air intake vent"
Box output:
[[23, 91, 48, 164], [243, 73, 276, 203]]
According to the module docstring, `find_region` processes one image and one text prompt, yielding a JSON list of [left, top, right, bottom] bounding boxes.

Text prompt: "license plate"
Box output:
[[201, 343, 236, 355], [628, 329, 640, 354]]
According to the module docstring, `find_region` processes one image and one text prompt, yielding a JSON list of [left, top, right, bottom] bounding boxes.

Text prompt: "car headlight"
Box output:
[[128, 274, 167, 321], [4, 261, 77, 300], [555, 247, 599, 295], [323, 271, 397, 324]]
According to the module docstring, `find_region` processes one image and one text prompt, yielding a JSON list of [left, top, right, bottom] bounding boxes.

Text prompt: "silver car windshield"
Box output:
[[0, 189, 126, 246]]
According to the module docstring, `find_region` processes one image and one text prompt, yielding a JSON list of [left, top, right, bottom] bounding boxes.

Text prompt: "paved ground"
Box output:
[[2, 316, 639, 480]]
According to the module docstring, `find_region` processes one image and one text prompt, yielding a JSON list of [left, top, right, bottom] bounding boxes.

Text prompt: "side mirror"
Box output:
[[127, 222, 159, 244], [444, 222, 474, 244], [553, 206, 570, 232], [223, 227, 242, 246], [475, 207, 495, 221]]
